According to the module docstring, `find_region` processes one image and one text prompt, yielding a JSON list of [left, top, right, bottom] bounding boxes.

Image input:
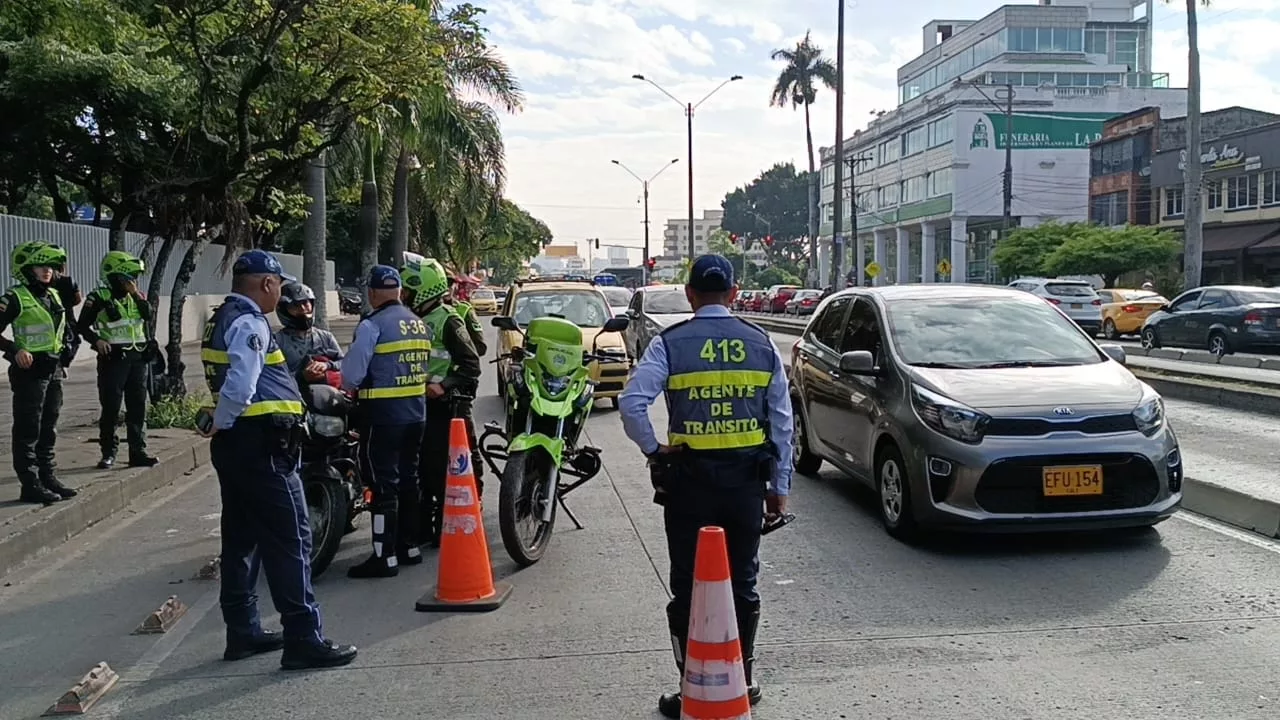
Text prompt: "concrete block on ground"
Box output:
[[42, 661, 119, 715], [1219, 355, 1263, 369], [1183, 476, 1280, 539], [1181, 350, 1220, 365], [1128, 370, 1280, 416], [1260, 358, 1280, 372], [1146, 348, 1184, 361]]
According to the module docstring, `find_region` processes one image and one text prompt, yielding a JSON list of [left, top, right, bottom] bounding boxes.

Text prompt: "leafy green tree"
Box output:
[[754, 266, 802, 289], [991, 221, 1093, 279], [720, 162, 809, 265], [1043, 225, 1180, 288]]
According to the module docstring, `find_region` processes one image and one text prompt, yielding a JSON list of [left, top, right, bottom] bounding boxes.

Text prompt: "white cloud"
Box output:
[[722, 38, 746, 54]]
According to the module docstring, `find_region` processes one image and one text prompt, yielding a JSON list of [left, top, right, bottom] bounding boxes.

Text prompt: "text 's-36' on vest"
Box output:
[[92, 288, 146, 348], [10, 285, 65, 354], [661, 316, 776, 452], [422, 303, 461, 384], [201, 295, 303, 421], [359, 302, 429, 425]]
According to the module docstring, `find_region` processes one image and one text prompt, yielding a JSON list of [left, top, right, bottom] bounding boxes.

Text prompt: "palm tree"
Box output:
[[769, 31, 837, 288], [1168, 0, 1210, 290]]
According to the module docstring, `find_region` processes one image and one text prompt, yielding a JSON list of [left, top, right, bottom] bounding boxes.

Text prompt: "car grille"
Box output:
[[986, 414, 1137, 437], [975, 453, 1160, 514]]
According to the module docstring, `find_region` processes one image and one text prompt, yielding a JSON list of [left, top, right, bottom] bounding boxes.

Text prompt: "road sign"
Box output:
[[865, 262, 881, 279], [937, 259, 952, 276]]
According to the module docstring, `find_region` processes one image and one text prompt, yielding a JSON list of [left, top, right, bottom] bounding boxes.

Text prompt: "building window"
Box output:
[[855, 190, 876, 212], [1113, 30, 1139, 69], [822, 164, 834, 187], [1085, 29, 1108, 55], [900, 176, 926, 204], [927, 116, 953, 147], [1207, 180, 1222, 210], [901, 126, 927, 156], [1164, 187, 1184, 217], [928, 168, 952, 197], [1263, 171, 1280, 206], [1226, 174, 1259, 210], [898, 31, 1006, 104], [878, 184, 900, 207], [878, 138, 900, 165], [1006, 27, 1084, 53], [1090, 190, 1129, 226]]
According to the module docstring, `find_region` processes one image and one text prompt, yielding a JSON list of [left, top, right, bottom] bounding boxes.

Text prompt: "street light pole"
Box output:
[[612, 158, 679, 284], [830, 0, 847, 290], [633, 74, 743, 264]]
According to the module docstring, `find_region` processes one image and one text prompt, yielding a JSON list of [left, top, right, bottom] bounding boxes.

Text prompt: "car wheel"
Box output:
[[1103, 318, 1118, 340], [791, 401, 822, 476], [1140, 327, 1160, 349], [1208, 331, 1230, 357], [876, 443, 919, 542]]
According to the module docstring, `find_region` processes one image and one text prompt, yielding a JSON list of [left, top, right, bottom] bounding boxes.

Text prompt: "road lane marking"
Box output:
[[1174, 510, 1280, 554]]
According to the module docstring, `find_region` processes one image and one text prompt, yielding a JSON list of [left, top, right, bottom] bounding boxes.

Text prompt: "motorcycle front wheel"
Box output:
[[304, 475, 348, 579], [498, 449, 558, 567]]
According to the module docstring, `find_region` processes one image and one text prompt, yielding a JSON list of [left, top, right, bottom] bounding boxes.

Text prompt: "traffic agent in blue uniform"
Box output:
[[619, 254, 794, 718], [340, 265, 429, 578], [200, 249, 357, 670]]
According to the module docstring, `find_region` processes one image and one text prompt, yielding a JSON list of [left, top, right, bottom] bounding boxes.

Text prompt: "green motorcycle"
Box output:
[[480, 313, 630, 566]]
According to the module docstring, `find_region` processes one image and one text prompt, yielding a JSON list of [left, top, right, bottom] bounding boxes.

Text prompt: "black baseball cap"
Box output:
[[687, 254, 735, 293]]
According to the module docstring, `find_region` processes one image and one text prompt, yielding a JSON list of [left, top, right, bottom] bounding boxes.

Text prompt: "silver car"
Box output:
[[789, 284, 1182, 541]]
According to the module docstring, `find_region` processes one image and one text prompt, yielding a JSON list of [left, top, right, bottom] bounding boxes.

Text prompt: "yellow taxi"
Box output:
[[495, 279, 631, 406], [469, 287, 498, 314], [1097, 287, 1168, 339]]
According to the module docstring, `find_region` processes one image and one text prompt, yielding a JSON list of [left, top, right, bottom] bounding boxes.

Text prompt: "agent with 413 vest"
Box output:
[[200, 249, 357, 670], [618, 254, 794, 719], [0, 241, 79, 504], [340, 265, 429, 578]]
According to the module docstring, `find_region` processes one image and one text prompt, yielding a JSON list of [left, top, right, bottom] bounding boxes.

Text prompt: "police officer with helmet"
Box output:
[[340, 265, 429, 578], [618, 253, 793, 718], [199, 249, 357, 670], [0, 241, 79, 504], [77, 250, 158, 469]]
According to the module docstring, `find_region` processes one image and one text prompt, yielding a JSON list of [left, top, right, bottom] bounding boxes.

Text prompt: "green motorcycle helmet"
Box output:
[[100, 250, 146, 286], [10, 241, 67, 282], [398, 251, 450, 308]]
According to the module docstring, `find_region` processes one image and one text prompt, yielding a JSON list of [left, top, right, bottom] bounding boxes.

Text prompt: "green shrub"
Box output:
[[147, 392, 212, 430]]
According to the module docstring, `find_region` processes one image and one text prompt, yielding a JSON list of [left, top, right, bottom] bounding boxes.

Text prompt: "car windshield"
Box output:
[[1234, 289, 1280, 304], [645, 290, 693, 314], [1121, 290, 1163, 302], [796, 290, 821, 299], [886, 296, 1103, 368], [1044, 282, 1096, 298], [473, 289, 494, 299], [600, 287, 633, 306], [512, 290, 610, 328]]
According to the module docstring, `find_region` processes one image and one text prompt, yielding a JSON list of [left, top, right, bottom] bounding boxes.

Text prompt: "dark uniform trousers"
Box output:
[[10, 358, 64, 486], [358, 420, 425, 553], [211, 417, 324, 646], [663, 447, 769, 675], [419, 397, 483, 545], [97, 350, 149, 458]]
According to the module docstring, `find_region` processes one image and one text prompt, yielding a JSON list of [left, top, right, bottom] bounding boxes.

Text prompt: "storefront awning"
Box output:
[[1203, 222, 1280, 253]]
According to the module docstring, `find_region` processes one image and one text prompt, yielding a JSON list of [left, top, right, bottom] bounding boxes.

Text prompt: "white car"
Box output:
[[1008, 277, 1103, 335], [599, 286, 634, 317]]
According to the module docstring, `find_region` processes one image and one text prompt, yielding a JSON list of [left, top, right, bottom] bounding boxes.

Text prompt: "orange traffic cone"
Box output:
[[680, 527, 752, 720], [415, 418, 512, 612]]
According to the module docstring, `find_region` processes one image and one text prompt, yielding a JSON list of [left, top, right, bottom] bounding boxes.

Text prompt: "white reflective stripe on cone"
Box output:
[[682, 658, 748, 703], [688, 578, 738, 643]]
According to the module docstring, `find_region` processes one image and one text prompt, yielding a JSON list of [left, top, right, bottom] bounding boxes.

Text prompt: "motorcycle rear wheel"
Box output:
[[305, 476, 348, 579], [498, 449, 557, 567]]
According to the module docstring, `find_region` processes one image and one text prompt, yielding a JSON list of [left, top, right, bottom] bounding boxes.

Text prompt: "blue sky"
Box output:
[[480, 0, 1280, 262]]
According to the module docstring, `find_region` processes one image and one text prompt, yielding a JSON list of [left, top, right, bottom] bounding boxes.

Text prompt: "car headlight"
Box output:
[[911, 384, 989, 444], [309, 414, 345, 438], [1132, 390, 1165, 437]]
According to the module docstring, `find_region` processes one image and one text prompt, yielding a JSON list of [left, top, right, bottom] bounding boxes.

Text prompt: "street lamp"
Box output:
[[611, 158, 679, 284], [632, 73, 744, 264]]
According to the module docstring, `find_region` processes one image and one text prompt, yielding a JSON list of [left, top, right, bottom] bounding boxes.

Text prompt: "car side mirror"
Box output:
[[838, 350, 877, 374], [603, 316, 629, 333], [1160, 304, 1172, 313], [1098, 343, 1127, 366], [492, 316, 518, 331]]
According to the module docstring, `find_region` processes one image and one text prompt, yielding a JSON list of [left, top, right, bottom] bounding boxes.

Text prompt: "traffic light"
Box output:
[[764, 235, 774, 247], [729, 233, 738, 244], [646, 257, 656, 269]]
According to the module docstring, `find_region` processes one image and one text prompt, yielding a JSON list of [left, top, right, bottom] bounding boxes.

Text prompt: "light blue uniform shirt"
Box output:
[[339, 316, 381, 393], [618, 304, 794, 495], [213, 293, 272, 430]]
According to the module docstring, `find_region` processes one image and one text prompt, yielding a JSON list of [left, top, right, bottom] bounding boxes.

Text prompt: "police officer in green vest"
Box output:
[[449, 277, 488, 356], [0, 241, 78, 504], [618, 254, 794, 718], [399, 254, 481, 547], [76, 251, 159, 469]]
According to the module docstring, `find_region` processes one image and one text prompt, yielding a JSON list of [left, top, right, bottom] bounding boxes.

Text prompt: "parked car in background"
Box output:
[[1141, 285, 1280, 356], [733, 290, 757, 312], [788, 284, 1181, 541], [1096, 288, 1166, 339], [764, 285, 799, 313], [623, 285, 694, 359], [785, 289, 823, 316], [745, 292, 766, 312], [469, 287, 498, 314], [1008, 277, 1102, 335], [599, 285, 634, 317]]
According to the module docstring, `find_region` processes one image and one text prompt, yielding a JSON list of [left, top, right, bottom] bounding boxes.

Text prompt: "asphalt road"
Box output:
[[3, 325, 1280, 718]]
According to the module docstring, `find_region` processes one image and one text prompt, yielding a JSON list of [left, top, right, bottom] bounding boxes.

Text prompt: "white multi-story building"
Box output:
[[818, 0, 1186, 286], [663, 209, 724, 259]]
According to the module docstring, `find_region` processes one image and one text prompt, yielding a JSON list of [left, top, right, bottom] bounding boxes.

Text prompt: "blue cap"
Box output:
[[232, 249, 297, 282], [369, 264, 401, 289], [688, 254, 735, 293]]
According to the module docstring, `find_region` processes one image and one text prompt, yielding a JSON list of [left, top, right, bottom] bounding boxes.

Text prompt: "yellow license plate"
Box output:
[[1042, 465, 1103, 496]]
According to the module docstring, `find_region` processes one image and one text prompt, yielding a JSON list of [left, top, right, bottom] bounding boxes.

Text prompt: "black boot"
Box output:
[[19, 481, 61, 505], [223, 629, 285, 661], [42, 476, 78, 499], [348, 508, 399, 579], [397, 483, 423, 565], [128, 454, 159, 467], [657, 629, 688, 720], [737, 604, 763, 706], [97, 455, 115, 470], [280, 639, 358, 671]]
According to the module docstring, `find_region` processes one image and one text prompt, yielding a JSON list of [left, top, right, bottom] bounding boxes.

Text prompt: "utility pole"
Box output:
[[611, 158, 679, 285], [1002, 83, 1014, 237], [845, 153, 873, 286], [830, 0, 847, 290]]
